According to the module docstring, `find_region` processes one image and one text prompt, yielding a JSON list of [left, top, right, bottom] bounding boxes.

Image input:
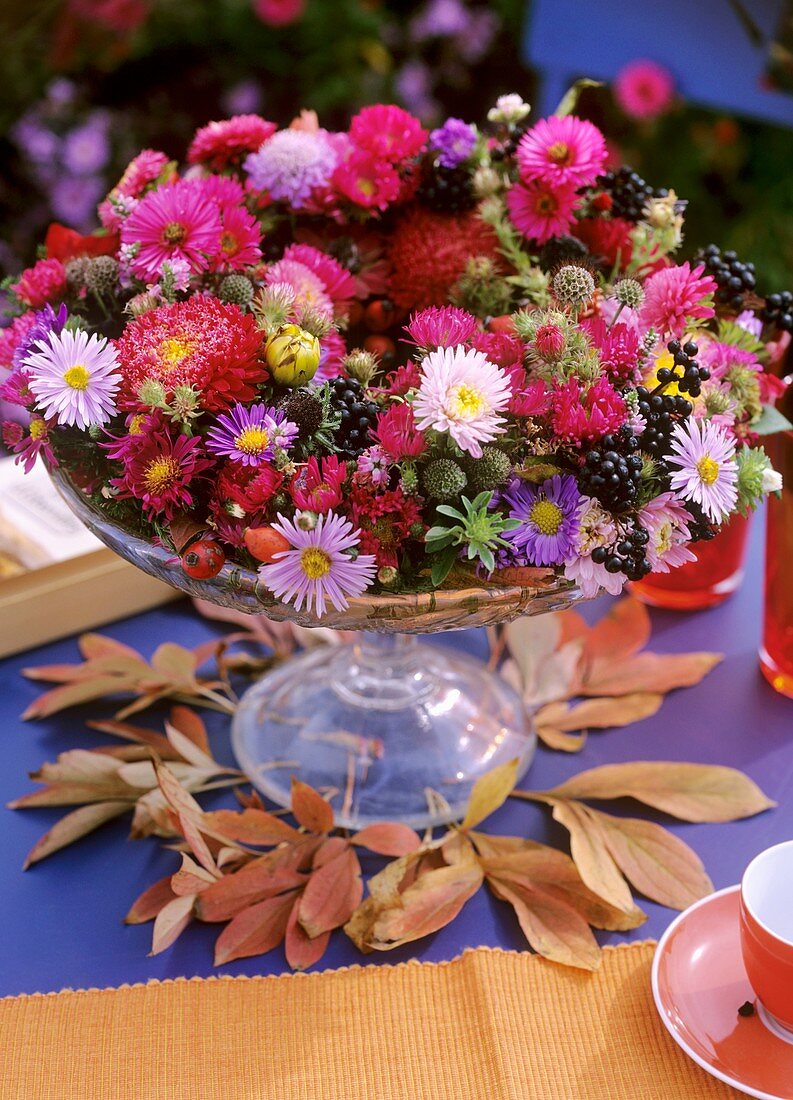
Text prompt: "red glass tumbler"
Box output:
[[760, 420, 793, 698]]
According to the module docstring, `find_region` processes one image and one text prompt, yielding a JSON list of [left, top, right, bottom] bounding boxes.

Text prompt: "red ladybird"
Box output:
[[181, 539, 225, 579]]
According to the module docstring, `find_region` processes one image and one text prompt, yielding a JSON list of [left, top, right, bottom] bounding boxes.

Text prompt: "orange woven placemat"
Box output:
[[0, 943, 739, 1099]]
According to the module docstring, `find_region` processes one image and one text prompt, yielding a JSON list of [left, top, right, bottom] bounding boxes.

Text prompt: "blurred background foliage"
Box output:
[[0, 0, 790, 289]]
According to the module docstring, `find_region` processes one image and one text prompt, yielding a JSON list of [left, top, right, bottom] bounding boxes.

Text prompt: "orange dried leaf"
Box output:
[[584, 652, 723, 697], [150, 893, 195, 956], [168, 706, 212, 755], [214, 891, 296, 965], [299, 847, 363, 937], [291, 778, 334, 834], [125, 876, 177, 924], [536, 727, 588, 753], [285, 898, 331, 971], [150, 643, 200, 686], [366, 860, 484, 950], [86, 718, 176, 758], [202, 808, 299, 847], [548, 799, 635, 913], [22, 676, 136, 720], [195, 853, 307, 922], [78, 633, 143, 662], [351, 823, 422, 857], [535, 693, 663, 733], [22, 800, 130, 868], [153, 759, 217, 874], [171, 853, 218, 896], [462, 758, 519, 830], [487, 876, 601, 971], [583, 597, 650, 664]]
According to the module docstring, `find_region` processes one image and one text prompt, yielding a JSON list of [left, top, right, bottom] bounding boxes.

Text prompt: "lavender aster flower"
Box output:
[[429, 118, 477, 168], [62, 119, 111, 175], [666, 418, 738, 522], [244, 129, 337, 208], [24, 327, 121, 429], [51, 174, 104, 229], [12, 303, 69, 370], [206, 403, 298, 466], [498, 474, 582, 566], [259, 510, 377, 616]]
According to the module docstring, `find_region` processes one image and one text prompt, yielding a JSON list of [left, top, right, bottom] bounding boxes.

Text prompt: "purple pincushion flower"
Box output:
[[206, 403, 298, 466], [497, 474, 583, 566], [429, 117, 477, 169], [244, 129, 337, 208]]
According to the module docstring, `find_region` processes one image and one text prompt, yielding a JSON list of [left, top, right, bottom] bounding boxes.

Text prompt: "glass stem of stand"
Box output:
[[352, 631, 418, 671]]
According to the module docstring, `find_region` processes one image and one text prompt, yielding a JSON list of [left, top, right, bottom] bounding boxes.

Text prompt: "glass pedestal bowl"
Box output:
[[51, 469, 581, 829]]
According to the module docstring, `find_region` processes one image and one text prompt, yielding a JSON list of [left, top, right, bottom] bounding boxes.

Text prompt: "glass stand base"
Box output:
[[231, 632, 535, 830]]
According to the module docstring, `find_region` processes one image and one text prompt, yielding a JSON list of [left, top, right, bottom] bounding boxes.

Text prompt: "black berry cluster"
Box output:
[[658, 340, 710, 398], [635, 385, 692, 462], [694, 244, 756, 312], [591, 523, 652, 581], [490, 120, 531, 162], [596, 166, 666, 222], [329, 377, 379, 458], [683, 499, 716, 544], [418, 165, 476, 213], [760, 290, 793, 334], [578, 426, 643, 514], [538, 234, 589, 273]]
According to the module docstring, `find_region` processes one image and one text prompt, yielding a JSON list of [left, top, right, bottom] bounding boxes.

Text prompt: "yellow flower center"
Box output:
[[645, 351, 682, 397], [547, 141, 571, 165], [62, 364, 90, 391], [221, 230, 238, 255], [143, 456, 180, 493], [162, 221, 187, 245], [128, 413, 147, 435], [448, 383, 486, 420], [29, 419, 47, 440], [356, 177, 376, 197], [234, 426, 270, 455], [158, 336, 196, 370], [529, 499, 564, 535], [300, 546, 332, 580], [656, 521, 673, 556], [697, 455, 720, 486]]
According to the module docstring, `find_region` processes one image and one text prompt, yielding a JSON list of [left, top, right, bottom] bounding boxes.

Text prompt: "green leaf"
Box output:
[[554, 79, 603, 117], [716, 319, 765, 356], [753, 404, 793, 435], [431, 546, 459, 586]]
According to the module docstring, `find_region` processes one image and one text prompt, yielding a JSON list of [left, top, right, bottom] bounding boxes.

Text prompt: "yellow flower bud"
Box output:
[[265, 323, 321, 386]]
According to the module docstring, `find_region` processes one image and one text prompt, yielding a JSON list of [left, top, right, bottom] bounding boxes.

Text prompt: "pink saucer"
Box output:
[[653, 885, 793, 1100]]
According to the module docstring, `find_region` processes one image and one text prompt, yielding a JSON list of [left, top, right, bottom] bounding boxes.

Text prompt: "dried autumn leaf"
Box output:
[[21, 800, 130, 868], [583, 652, 723, 697], [22, 676, 139, 720], [285, 899, 331, 971], [364, 860, 484, 950], [548, 761, 775, 822], [171, 853, 219, 896], [153, 758, 217, 875], [125, 876, 177, 924], [214, 890, 296, 965], [168, 706, 212, 756], [545, 798, 636, 913], [202, 808, 299, 847], [462, 758, 519, 830], [583, 598, 651, 664], [150, 643, 200, 687], [351, 822, 422, 857], [150, 894, 196, 956], [78, 633, 144, 662], [487, 876, 601, 971], [195, 851, 308, 923], [291, 778, 334, 834], [585, 807, 713, 910], [535, 727, 588, 753], [86, 718, 177, 759], [535, 693, 663, 733], [299, 847, 363, 937], [164, 720, 217, 770]]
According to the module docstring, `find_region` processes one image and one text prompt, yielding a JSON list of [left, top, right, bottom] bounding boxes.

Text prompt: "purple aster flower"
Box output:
[[666, 418, 738, 522], [259, 510, 377, 616], [62, 119, 111, 175], [206, 403, 298, 466], [244, 129, 337, 209], [13, 303, 69, 370], [23, 327, 121, 430], [50, 174, 104, 230], [410, 0, 470, 40], [223, 79, 263, 116], [498, 474, 583, 566], [12, 118, 60, 165], [46, 78, 76, 106], [429, 117, 477, 169]]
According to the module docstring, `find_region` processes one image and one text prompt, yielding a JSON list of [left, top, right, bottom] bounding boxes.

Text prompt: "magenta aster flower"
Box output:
[[506, 179, 579, 245], [244, 128, 337, 208], [614, 60, 675, 121], [24, 328, 121, 430], [405, 305, 478, 349], [349, 104, 427, 162], [3, 414, 56, 473], [265, 258, 334, 319], [110, 422, 214, 521], [638, 491, 696, 573], [666, 418, 738, 522], [516, 115, 607, 188], [187, 114, 276, 170], [498, 474, 583, 567], [259, 510, 377, 616], [206, 403, 297, 466], [414, 345, 512, 457], [639, 263, 716, 339], [121, 179, 223, 282], [281, 244, 356, 307]]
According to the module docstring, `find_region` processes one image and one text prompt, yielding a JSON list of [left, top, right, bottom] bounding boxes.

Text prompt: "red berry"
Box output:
[[181, 540, 225, 579], [487, 315, 517, 335], [244, 525, 291, 563], [364, 298, 396, 333], [346, 300, 365, 327], [591, 192, 613, 213], [363, 334, 396, 367]]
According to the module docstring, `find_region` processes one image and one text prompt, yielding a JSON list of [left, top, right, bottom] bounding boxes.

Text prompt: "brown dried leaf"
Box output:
[[285, 898, 331, 971], [78, 634, 143, 662], [535, 693, 663, 733], [22, 676, 137, 720], [164, 720, 217, 770], [548, 761, 775, 822], [536, 727, 588, 753], [150, 894, 195, 956], [547, 799, 635, 913], [291, 778, 334, 834], [487, 877, 601, 971], [153, 759, 217, 874], [351, 822, 423, 857], [22, 801, 130, 868], [125, 876, 177, 924], [462, 759, 519, 830], [214, 890, 296, 965], [364, 860, 484, 950], [195, 851, 308, 922], [202, 808, 299, 847], [583, 652, 723, 697], [171, 853, 219, 896], [168, 706, 212, 756], [299, 847, 363, 937], [150, 643, 200, 687], [86, 718, 177, 759], [583, 598, 651, 664]]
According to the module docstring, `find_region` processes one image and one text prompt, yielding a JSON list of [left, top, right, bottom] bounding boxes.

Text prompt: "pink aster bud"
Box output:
[[2, 420, 24, 447], [534, 323, 565, 362]]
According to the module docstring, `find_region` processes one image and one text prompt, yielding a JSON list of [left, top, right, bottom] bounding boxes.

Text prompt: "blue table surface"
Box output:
[[0, 515, 791, 997]]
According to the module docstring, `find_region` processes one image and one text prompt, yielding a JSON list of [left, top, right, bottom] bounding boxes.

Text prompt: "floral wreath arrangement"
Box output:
[[2, 91, 789, 616]]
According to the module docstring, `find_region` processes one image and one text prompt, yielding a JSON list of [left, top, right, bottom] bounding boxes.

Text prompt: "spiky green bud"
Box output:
[[450, 256, 512, 319], [137, 379, 167, 407], [464, 446, 512, 493], [421, 459, 468, 501], [219, 274, 254, 306], [343, 348, 379, 386]]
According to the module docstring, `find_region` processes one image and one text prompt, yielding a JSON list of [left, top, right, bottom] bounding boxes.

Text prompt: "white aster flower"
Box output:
[[762, 466, 783, 493], [413, 345, 512, 458], [24, 327, 121, 430]]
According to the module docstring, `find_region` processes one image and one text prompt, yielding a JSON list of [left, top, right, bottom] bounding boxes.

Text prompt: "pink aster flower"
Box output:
[[333, 150, 401, 211], [0, 311, 38, 370], [290, 455, 347, 513], [265, 258, 334, 320], [639, 263, 716, 339], [373, 403, 427, 460], [469, 331, 524, 368], [614, 60, 675, 121], [315, 328, 348, 383], [551, 376, 627, 445], [638, 491, 696, 573], [281, 244, 356, 308], [3, 415, 56, 473], [697, 338, 760, 382], [253, 0, 305, 26], [121, 179, 223, 282], [563, 495, 624, 598], [12, 259, 67, 309], [414, 345, 511, 457], [356, 445, 391, 487], [244, 128, 337, 208], [349, 105, 427, 162], [258, 510, 377, 616], [405, 305, 478, 349], [99, 149, 173, 230], [666, 418, 738, 523], [516, 115, 607, 188], [505, 369, 552, 417], [506, 179, 579, 245], [110, 420, 214, 521], [581, 317, 641, 383], [24, 328, 121, 429], [188, 115, 277, 170], [216, 203, 262, 271]]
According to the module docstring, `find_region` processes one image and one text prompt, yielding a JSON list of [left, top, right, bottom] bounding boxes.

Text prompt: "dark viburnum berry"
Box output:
[[578, 426, 643, 514], [636, 385, 692, 460], [417, 164, 477, 213], [596, 166, 666, 222], [328, 376, 380, 458], [760, 289, 793, 334], [181, 540, 225, 579], [693, 243, 756, 313]]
